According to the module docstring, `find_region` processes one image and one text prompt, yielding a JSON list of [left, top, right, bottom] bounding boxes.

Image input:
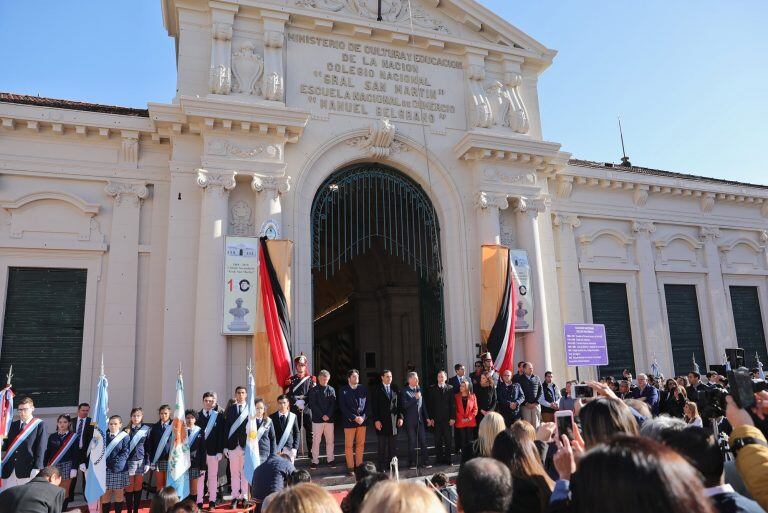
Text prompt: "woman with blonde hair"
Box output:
[[461, 411, 506, 464], [684, 401, 703, 427], [509, 419, 536, 443], [265, 482, 342, 513], [359, 481, 445, 513]]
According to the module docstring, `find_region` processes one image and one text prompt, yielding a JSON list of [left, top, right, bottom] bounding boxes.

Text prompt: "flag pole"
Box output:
[[5, 365, 12, 387], [100, 353, 105, 378]]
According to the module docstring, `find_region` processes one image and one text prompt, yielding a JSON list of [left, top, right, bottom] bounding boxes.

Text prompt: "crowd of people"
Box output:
[[0, 349, 767, 513]]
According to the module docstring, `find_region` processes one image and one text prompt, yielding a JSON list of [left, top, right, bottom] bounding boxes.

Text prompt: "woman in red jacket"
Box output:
[[454, 380, 478, 458]]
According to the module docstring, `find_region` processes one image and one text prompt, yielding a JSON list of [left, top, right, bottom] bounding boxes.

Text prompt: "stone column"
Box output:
[[474, 191, 508, 246], [514, 196, 552, 374], [552, 213, 584, 380], [699, 226, 737, 362], [208, 9, 235, 95], [192, 169, 236, 401], [252, 175, 290, 238], [102, 181, 147, 413], [632, 221, 671, 375], [553, 213, 584, 325]]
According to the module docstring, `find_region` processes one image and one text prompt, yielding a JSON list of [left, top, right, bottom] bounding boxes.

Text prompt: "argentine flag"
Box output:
[[85, 373, 108, 504], [243, 369, 259, 483], [166, 372, 191, 500]]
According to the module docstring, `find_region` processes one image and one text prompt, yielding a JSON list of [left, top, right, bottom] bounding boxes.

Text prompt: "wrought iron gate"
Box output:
[[311, 163, 447, 378]]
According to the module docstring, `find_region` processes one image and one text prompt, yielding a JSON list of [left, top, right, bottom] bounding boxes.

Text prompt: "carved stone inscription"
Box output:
[[287, 31, 465, 128]]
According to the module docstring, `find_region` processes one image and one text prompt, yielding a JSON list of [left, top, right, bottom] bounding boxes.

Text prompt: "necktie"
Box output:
[[20, 421, 24, 430], [77, 418, 85, 448], [385, 385, 390, 398]]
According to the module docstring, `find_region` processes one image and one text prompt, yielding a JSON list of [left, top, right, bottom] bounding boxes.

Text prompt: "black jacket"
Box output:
[[188, 427, 206, 470], [43, 432, 78, 469], [427, 384, 456, 422], [306, 385, 336, 423], [0, 476, 65, 513], [1, 419, 47, 479], [125, 423, 150, 466], [225, 403, 248, 450], [476, 385, 497, 413], [518, 374, 543, 405], [105, 432, 130, 473], [70, 416, 94, 465], [148, 421, 172, 464], [255, 418, 277, 463], [659, 391, 686, 418], [197, 408, 226, 456], [370, 383, 403, 436], [270, 411, 300, 452]]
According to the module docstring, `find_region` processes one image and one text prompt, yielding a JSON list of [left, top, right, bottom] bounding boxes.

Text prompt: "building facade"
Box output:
[[0, 0, 766, 420]]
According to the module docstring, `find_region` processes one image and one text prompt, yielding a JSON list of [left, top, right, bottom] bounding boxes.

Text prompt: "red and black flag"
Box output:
[[258, 237, 292, 387], [487, 252, 516, 374]]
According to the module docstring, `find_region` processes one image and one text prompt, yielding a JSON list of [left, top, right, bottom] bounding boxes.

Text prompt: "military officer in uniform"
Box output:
[[284, 354, 315, 454]]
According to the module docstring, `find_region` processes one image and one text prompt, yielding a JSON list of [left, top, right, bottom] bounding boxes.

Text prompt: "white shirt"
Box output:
[[703, 484, 734, 497]]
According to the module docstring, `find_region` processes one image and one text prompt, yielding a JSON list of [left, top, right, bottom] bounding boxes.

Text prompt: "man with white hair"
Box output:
[[632, 373, 660, 415], [401, 372, 431, 469]]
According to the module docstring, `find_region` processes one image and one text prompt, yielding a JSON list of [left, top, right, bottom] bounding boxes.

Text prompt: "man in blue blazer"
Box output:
[[1, 397, 47, 490], [401, 372, 432, 470]]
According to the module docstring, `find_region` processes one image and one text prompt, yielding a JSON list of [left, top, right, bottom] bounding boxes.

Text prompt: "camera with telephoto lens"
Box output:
[[700, 386, 729, 420]]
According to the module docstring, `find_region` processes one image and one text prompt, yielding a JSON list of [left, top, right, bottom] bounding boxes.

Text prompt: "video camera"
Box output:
[[699, 366, 767, 420]]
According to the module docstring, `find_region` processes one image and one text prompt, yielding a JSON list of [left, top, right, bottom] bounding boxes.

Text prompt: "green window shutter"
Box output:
[[0, 268, 87, 407], [664, 284, 707, 377], [589, 282, 635, 378], [729, 286, 768, 368]]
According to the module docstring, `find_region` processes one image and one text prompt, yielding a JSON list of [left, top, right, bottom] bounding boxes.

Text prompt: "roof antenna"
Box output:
[[618, 116, 631, 167], [377, 0, 383, 21]]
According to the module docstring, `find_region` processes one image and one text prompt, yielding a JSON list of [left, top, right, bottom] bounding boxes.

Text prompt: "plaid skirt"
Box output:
[[54, 460, 73, 477], [189, 467, 201, 479], [156, 460, 168, 473], [106, 470, 129, 490], [127, 460, 144, 476]]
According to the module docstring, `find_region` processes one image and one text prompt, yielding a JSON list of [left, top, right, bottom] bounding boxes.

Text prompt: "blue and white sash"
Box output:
[[0, 418, 42, 471], [276, 413, 296, 452], [253, 418, 271, 468], [129, 425, 150, 454], [203, 410, 218, 440], [187, 426, 201, 448], [105, 431, 129, 459], [47, 432, 78, 467], [228, 405, 248, 440], [152, 424, 172, 464]]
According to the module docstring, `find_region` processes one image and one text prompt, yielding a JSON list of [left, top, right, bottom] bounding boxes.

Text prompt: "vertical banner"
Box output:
[[480, 245, 509, 345], [223, 237, 259, 335], [509, 249, 533, 332], [254, 239, 293, 402], [481, 245, 517, 373]]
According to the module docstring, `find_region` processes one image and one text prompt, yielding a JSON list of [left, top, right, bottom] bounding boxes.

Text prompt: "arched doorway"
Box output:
[[311, 163, 447, 389]]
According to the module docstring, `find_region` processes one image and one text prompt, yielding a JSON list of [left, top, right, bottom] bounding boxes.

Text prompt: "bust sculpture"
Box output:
[[515, 300, 529, 330], [228, 298, 250, 332]]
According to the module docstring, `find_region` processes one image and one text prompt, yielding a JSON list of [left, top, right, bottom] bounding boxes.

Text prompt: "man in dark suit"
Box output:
[[69, 403, 93, 502], [0, 465, 64, 513], [665, 427, 764, 513], [1, 397, 47, 490], [447, 364, 466, 395], [270, 394, 300, 462], [197, 391, 225, 509], [427, 371, 455, 465], [401, 372, 431, 470], [370, 369, 403, 470]]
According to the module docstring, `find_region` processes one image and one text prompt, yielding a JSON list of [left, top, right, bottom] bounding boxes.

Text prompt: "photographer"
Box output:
[[725, 391, 768, 511]]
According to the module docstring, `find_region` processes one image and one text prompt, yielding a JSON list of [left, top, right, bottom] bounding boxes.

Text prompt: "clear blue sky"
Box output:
[[1, 1, 766, 183]]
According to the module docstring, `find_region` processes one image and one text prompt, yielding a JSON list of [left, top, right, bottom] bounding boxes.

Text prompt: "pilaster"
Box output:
[[192, 168, 236, 401], [513, 195, 552, 375], [699, 226, 737, 363], [102, 180, 147, 414], [632, 220, 671, 375]]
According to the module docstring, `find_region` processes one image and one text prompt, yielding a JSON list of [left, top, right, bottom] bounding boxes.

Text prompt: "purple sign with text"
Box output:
[[564, 324, 609, 366]]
